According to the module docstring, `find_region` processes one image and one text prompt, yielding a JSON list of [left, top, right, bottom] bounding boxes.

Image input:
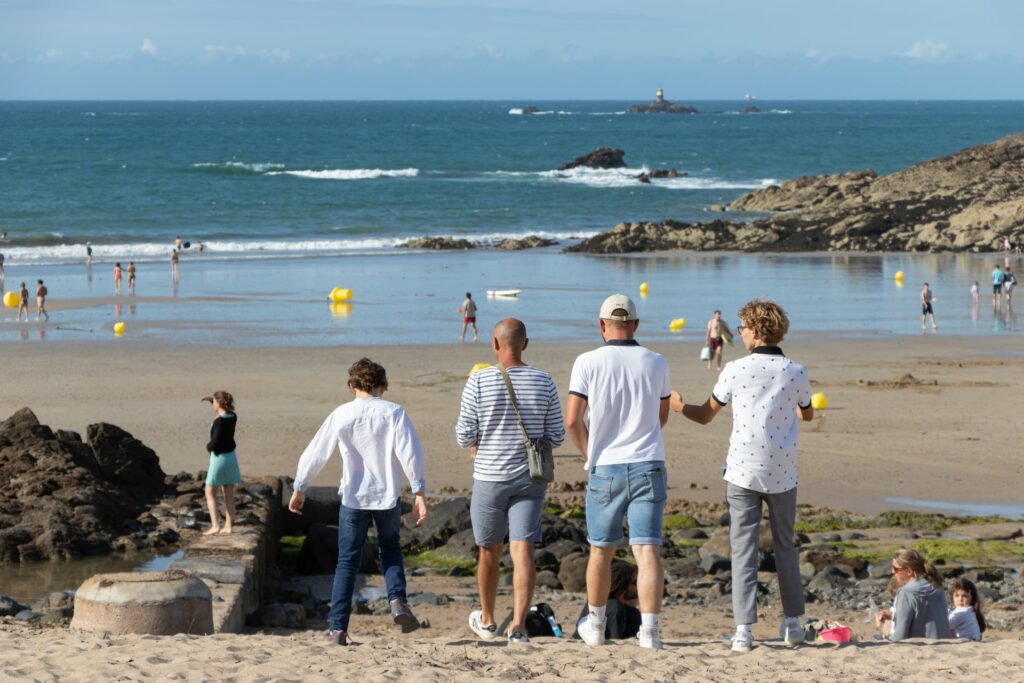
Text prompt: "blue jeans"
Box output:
[[585, 461, 667, 547], [328, 502, 407, 632]]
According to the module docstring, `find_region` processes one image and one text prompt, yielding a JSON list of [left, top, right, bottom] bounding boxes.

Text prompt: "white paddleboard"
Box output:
[[487, 289, 521, 298]]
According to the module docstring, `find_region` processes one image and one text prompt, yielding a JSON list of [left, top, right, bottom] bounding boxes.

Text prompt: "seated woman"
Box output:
[[575, 560, 641, 640], [875, 549, 952, 641]]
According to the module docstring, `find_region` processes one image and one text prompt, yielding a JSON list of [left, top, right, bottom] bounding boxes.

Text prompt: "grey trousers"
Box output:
[[727, 482, 804, 625]]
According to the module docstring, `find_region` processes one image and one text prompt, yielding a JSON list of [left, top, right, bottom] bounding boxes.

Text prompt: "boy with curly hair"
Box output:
[[671, 298, 813, 652]]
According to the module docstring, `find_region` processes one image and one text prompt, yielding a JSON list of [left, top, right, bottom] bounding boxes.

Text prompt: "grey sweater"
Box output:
[[889, 578, 952, 641]]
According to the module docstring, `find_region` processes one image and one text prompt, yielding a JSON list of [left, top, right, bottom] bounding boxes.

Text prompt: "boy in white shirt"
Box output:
[[672, 298, 813, 652], [289, 358, 428, 646]]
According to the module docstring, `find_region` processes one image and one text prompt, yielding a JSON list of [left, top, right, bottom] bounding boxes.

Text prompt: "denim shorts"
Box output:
[[471, 469, 547, 547], [585, 461, 667, 547]]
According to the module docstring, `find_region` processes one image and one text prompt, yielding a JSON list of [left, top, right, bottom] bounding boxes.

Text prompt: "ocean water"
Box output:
[[1, 101, 1022, 344]]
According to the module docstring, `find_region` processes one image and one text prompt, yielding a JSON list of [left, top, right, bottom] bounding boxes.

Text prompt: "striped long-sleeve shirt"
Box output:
[[455, 365, 565, 482]]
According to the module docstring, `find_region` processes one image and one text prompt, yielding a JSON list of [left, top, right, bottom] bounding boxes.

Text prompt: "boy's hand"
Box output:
[[288, 490, 305, 515], [411, 493, 428, 526], [669, 390, 684, 413]]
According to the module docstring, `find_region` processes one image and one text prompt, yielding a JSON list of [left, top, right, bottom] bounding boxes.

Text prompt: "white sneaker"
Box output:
[[637, 627, 663, 650], [468, 610, 498, 641], [730, 629, 753, 653], [576, 615, 606, 647], [780, 619, 805, 646]]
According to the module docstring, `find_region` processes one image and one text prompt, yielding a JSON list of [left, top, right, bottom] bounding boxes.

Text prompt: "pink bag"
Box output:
[[819, 625, 852, 643]]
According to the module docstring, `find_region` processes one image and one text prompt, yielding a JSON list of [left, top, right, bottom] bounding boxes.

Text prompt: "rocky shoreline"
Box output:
[[570, 132, 1024, 253]]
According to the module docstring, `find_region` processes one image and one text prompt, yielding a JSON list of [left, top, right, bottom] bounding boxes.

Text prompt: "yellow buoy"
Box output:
[[329, 287, 353, 302], [468, 363, 492, 377], [810, 392, 828, 410], [668, 317, 687, 332], [2, 291, 18, 308], [639, 282, 649, 295], [894, 271, 904, 281], [113, 321, 125, 336]]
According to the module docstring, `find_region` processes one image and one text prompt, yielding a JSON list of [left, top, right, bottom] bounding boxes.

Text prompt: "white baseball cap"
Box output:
[[599, 294, 638, 321]]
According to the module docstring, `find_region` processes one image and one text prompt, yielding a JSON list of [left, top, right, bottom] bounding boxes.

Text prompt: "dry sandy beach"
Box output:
[[2, 334, 1023, 680], [2, 335, 1021, 514]]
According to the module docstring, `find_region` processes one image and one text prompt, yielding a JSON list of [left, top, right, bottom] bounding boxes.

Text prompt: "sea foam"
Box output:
[[268, 168, 420, 180]]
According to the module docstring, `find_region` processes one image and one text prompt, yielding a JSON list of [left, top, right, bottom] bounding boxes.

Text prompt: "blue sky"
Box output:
[[1, 0, 1021, 99]]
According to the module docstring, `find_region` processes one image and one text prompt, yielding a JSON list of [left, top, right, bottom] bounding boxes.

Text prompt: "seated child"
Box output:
[[948, 577, 985, 641]]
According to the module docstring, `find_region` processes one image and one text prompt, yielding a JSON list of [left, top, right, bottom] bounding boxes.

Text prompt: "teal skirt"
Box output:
[[206, 451, 242, 486]]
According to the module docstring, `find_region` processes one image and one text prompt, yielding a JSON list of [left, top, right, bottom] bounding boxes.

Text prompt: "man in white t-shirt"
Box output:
[[566, 294, 671, 650], [672, 298, 813, 653]]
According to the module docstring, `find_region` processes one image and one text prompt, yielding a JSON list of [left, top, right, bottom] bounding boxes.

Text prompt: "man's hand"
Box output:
[[411, 493, 428, 526], [288, 490, 305, 515], [470, 443, 478, 459], [669, 390, 684, 413]]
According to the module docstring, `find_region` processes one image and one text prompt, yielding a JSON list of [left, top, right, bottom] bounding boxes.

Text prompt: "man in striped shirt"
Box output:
[[456, 318, 565, 643]]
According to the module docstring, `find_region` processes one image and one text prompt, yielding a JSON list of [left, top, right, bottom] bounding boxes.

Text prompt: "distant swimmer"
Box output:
[[114, 262, 123, 295], [35, 279, 48, 322], [458, 291, 478, 342], [17, 281, 29, 322], [921, 282, 937, 333], [86, 242, 93, 265], [197, 240, 206, 254], [127, 261, 137, 295], [992, 263, 1005, 305], [175, 235, 183, 251], [0, 232, 6, 243], [705, 309, 733, 372], [0, 250, 5, 282]]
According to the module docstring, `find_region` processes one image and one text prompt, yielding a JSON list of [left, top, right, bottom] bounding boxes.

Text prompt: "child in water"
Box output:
[[948, 577, 986, 641]]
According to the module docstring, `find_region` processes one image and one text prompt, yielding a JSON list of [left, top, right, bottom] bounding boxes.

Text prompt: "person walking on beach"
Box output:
[[127, 261, 137, 295], [1003, 267, 1016, 302], [992, 263, 1005, 305], [170, 249, 180, 281], [201, 391, 242, 535], [289, 358, 428, 646], [705, 310, 733, 371], [113, 262, 123, 295], [921, 282, 937, 333], [567, 294, 671, 650], [971, 281, 979, 306], [458, 292, 478, 342], [0, 251, 5, 285], [34, 280, 48, 322], [456, 318, 565, 644], [16, 281, 30, 322], [672, 298, 812, 652], [85, 242, 93, 266]]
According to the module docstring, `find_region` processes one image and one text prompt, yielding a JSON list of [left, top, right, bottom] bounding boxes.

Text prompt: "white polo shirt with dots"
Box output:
[[711, 346, 812, 494]]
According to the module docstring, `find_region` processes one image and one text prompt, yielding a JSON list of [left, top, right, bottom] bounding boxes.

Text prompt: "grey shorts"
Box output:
[[470, 469, 547, 547]]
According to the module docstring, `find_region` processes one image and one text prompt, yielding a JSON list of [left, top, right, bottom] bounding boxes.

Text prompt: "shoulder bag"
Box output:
[[497, 366, 555, 484]]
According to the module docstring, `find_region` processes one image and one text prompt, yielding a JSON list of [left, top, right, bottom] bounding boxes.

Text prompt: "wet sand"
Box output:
[[2, 335, 1021, 515]]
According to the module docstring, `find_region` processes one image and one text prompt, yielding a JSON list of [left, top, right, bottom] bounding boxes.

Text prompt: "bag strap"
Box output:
[[497, 366, 532, 444]]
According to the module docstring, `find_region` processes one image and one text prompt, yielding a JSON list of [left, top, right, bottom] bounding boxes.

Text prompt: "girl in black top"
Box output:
[[201, 390, 242, 534]]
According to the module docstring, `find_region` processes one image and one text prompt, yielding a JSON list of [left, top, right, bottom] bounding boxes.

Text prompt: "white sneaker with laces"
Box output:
[[730, 629, 753, 653], [780, 619, 804, 646], [576, 615, 606, 647], [468, 610, 498, 641], [637, 627, 663, 650]]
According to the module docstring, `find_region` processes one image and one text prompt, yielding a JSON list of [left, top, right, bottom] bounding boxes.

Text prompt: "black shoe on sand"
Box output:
[[391, 599, 420, 633], [326, 629, 349, 646]]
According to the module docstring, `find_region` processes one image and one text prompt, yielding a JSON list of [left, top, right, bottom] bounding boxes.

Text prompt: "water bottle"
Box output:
[[547, 615, 563, 637]]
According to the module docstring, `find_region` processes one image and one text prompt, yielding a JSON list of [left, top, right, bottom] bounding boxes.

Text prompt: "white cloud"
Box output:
[[201, 44, 248, 63], [260, 48, 290, 63], [478, 43, 502, 59], [36, 48, 62, 62], [905, 40, 947, 60], [140, 38, 158, 56]]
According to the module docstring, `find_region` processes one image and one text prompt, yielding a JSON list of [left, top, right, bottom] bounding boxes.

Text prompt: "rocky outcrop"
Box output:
[[570, 133, 1024, 252], [496, 235, 558, 250], [742, 106, 761, 114], [0, 409, 169, 561], [637, 169, 684, 183], [396, 236, 476, 250], [521, 106, 539, 115], [628, 99, 698, 114], [558, 148, 626, 170]]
